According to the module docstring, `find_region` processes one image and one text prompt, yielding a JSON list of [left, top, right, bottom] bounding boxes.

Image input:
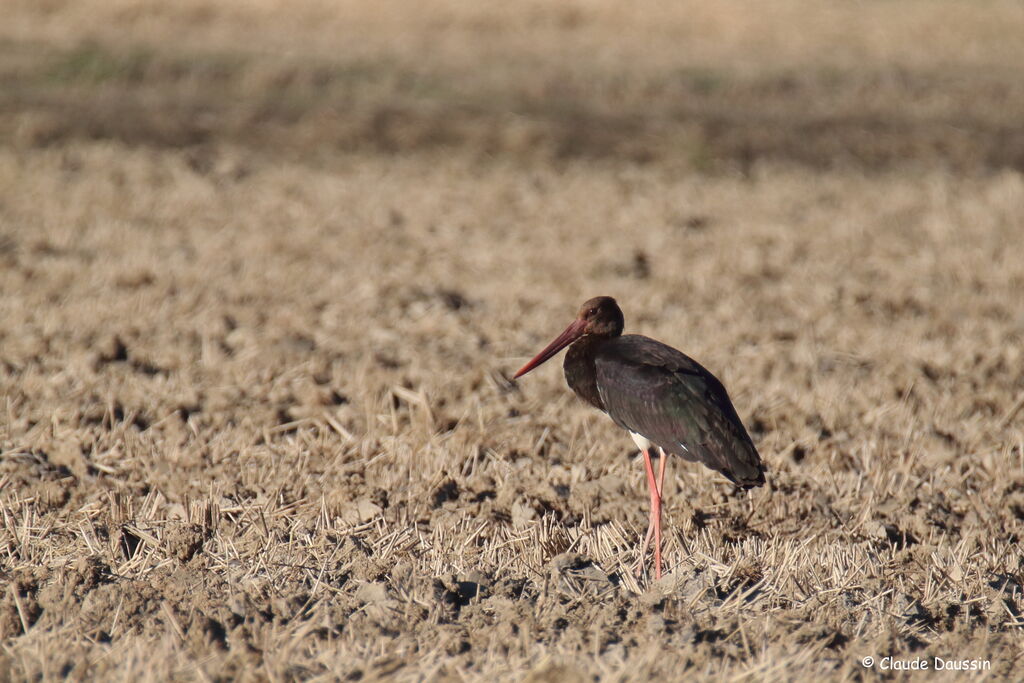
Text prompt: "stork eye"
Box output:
[[587, 308, 597, 317]]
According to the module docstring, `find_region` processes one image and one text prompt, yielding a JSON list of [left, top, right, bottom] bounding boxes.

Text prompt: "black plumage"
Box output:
[[567, 334, 764, 487]]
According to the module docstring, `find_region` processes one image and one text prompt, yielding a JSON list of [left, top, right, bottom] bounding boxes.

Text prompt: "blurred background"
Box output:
[[2, 1, 1024, 679], [5, 0, 1024, 169]]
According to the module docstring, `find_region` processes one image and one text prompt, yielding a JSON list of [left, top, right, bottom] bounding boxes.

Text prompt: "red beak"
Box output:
[[514, 319, 587, 379]]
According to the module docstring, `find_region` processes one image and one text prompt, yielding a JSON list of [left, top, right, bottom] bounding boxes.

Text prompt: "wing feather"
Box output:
[[594, 335, 765, 487]]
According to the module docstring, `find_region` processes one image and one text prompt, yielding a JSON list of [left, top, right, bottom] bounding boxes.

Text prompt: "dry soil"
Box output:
[[2, 1, 1024, 680]]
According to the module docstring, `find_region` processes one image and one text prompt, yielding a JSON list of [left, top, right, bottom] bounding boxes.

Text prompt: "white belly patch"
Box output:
[[629, 431, 652, 452]]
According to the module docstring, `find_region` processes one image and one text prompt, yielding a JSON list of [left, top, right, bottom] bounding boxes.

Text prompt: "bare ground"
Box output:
[[2, 1, 1024, 680]]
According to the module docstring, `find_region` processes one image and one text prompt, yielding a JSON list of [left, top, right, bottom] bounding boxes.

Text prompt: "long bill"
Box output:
[[514, 319, 587, 379]]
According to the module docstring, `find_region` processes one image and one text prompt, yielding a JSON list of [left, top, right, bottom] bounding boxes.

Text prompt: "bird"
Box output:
[[513, 296, 765, 580]]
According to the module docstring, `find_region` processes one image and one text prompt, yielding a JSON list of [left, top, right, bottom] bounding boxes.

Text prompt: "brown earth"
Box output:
[[2, 1, 1024, 680]]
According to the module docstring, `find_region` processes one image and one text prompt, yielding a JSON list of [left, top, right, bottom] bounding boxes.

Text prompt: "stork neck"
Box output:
[[563, 336, 609, 411]]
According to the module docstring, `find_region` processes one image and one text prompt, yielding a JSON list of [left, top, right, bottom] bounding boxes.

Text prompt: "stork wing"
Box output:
[[594, 335, 765, 487]]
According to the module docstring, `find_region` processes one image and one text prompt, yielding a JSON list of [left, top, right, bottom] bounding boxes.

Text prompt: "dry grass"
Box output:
[[2, 1, 1024, 681]]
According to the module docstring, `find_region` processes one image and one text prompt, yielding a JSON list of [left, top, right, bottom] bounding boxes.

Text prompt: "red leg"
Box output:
[[634, 511, 655, 577], [634, 450, 669, 578], [641, 448, 663, 580], [656, 448, 667, 497]]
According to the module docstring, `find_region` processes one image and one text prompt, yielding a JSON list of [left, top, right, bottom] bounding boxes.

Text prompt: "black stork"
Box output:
[[514, 296, 765, 580]]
